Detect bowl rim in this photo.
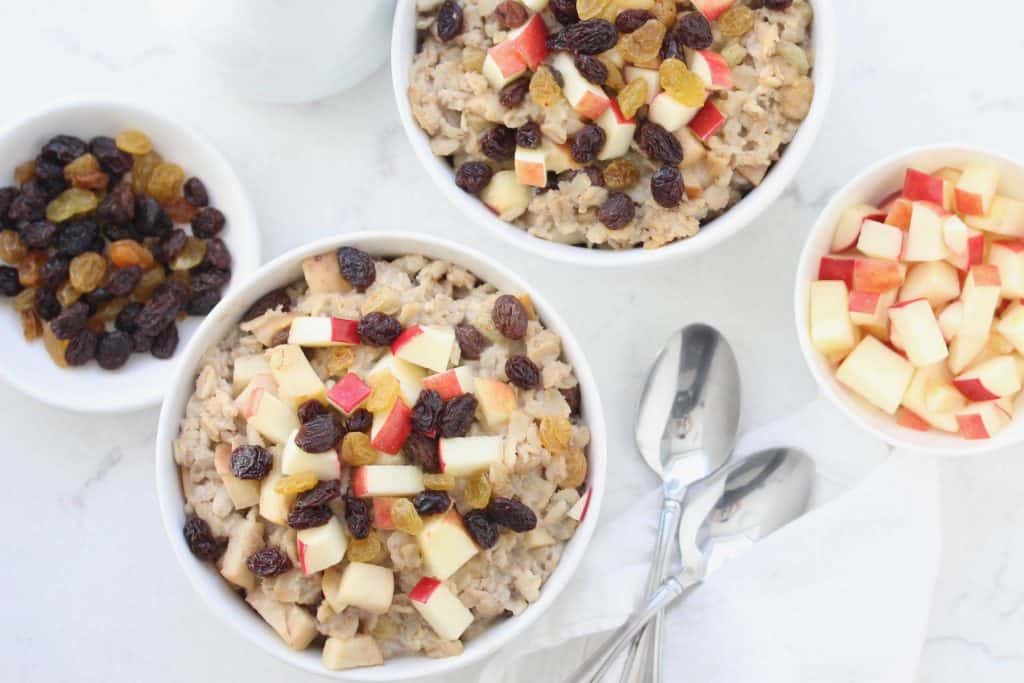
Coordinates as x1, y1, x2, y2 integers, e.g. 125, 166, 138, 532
0, 94, 261, 413
390, 0, 837, 267
793, 142, 1024, 456
154, 231, 608, 680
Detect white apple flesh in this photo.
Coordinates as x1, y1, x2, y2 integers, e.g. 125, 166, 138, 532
836, 336, 915, 415
391, 324, 456, 373
438, 435, 504, 477
409, 577, 475, 641
888, 299, 949, 367
296, 517, 348, 575
418, 509, 480, 580
351, 465, 424, 497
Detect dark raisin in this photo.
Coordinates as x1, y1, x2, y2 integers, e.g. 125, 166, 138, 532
65, 328, 99, 366
344, 495, 372, 539
660, 29, 683, 60
183, 515, 222, 561
150, 323, 179, 359
298, 399, 329, 424
183, 177, 209, 207
41, 135, 87, 165
571, 125, 606, 164
616, 9, 654, 32
764, 0, 794, 9
96, 183, 135, 227
33, 287, 61, 321
190, 267, 230, 294
136, 290, 181, 337
115, 301, 144, 333
564, 19, 617, 54
21, 221, 57, 249
242, 287, 291, 322
516, 122, 542, 149
494, 0, 528, 28
413, 491, 452, 516
295, 479, 341, 509
192, 207, 226, 238
597, 192, 636, 229
337, 247, 376, 290
675, 12, 713, 49
548, 65, 565, 87
89, 137, 133, 177
55, 220, 99, 257
455, 323, 490, 360
134, 196, 172, 237
499, 77, 530, 107
492, 294, 528, 340
549, 0, 579, 25
455, 162, 493, 195
463, 509, 499, 549
34, 157, 64, 181
651, 165, 684, 208
39, 256, 69, 289
636, 120, 683, 166
435, 0, 463, 41
96, 331, 133, 370
230, 445, 273, 479
0, 266, 22, 296
411, 389, 444, 434
486, 497, 537, 532
84, 287, 113, 308
404, 432, 441, 473
287, 504, 333, 529
358, 312, 403, 346
203, 238, 232, 271
51, 301, 90, 340
187, 289, 221, 316
546, 29, 569, 51
107, 266, 143, 297
154, 280, 190, 309
480, 126, 516, 161
439, 393, 478, 438
158, 229, 188, 264
296, 413, 345, 453
506, 355, 541, 389
8, 185, 46, 222
0, 187, 19, 225
345, 408, 372, 433
246, 547, 291, 577
574, 54, 608, 84
131, 331, 153, 354
560, 384, 582, 416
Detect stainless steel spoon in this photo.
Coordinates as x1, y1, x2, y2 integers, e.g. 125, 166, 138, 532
569, 447, 815, 683
619, 324, 741, 683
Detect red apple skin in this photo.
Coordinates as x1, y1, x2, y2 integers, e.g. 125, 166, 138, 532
885, 199, 913, 229
238, 387, 264, 420
972, 264, 1002, 288
853, 259, 903, 293
897, 408, 930, 432
956, 413, 990, 440
371, 401, 413, 454
352, 468, 369, 497
488, 41, 526, 78
578, 490, 592, 522
848, 290, 881, 315
327, 372, 371, 413
409, 577, 442, 603
606, 99, 633, 125
952, 378, 1000, 402
515, 159, 547, 188
390, 325, 424, 355
510, 14, 549, 69
297, 540, 309, 575
373, 498, 396, 530
331, 318, 360, 344
688, 101, 726, 141
577, 90, 610, 120
878, 190, 902, 214
818, 257, 855, 289
693, 0, 736, 21
955, 189, 985, 217
694, 50, 733, 89
422, 371, 464, 401
903, 169, 946, 206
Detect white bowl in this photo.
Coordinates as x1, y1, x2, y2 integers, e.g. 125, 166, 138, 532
0, 97, 260, 413
155, 232, 607, 680
391, 0, 836, 266
794, 144, 1024, 456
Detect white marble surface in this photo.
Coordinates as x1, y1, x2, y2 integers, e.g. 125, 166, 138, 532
3, 0, 1024, 680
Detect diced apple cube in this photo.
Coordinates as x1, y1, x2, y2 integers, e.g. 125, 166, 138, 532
438, 435, 504, 477
259, 459, 291, 526
551, 53, 610, 120
953, 356, 1022, 401
649, 91, 700, 133
849, 288, 897, 339
391, 324, 455, 373
996, 301, 1024, 355
475, 376, 517, 427
241, 383, 301, 445
282, 429, 340, 480
965, 196, 1024, 237
515, 145, 548, 188
896, 407, 930, 431
938, 301, 964, 342
266, 344, 327, 408
831, 204, 884, 253
296, 517, 347, 575
351, 465, 424, 497
957, 401, 1012, 439
692, 0, 735, 21
595, 101, 636, 160
925, 378, 967, 414
322, 635, 384, 671
422, 366, 475, 401
898, 261, 960, 309
888, 299, 949, 367
853, 258, 905, 293
903, 168, 952, 209
409, 577, 474, 641
949, 265, 1002, 374
856, 219, 904, 261
370, 400, 413, 454
482, 41, 527, 89
523, 527, 558, 549
327, 372, 371, 413
418, 509, 480, 580
688, 100, 726, 141
955, 160, 999, 216
329, 562, 394, 615
809, 280, 858, 357
287, 316, 359, 347
521, 0, 549, 9
904, 202, 949, 262
507, 13, 548, 69
989, 240, 1024, 298
481, 170, 531, 219
373, 497, 397, 530
369, 353, 426, 407
232, 355, 271, 395
220, 512, 264, 590
818, 255, 855, 289
836, 336, 915, 414
541, 137, 579, 174
302, 253, 351, 294
902, 363, 959, 433
688, 49, 733, 90
214, 443, 260, 509
885, 198, 913, 229
942, 215, 985, 271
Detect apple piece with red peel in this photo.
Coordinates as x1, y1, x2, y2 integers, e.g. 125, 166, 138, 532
232, 354, 271, 396
552, 53, 610, 120
282, 429, 341, 480
949, 265, 1003, 374
688, 100, 727, 141
422, 366, 475, 401
996, 301, 1024, 355
475, 376, 517, 427
302, 253, 351, 294
391, 324, 455, 373
988, 240, 1024, 298
514, 146, 548, 188
885, 198, 913, 229
902, 363, 959, 433
521, 0, 550, 9
322, 635, 384, 671
903, 168, 953, 209
329, 562, 394, 615
351, 465, 424, 497
943, 216, 985, 271
237, 377, 301, 445
925, 377, 967, 414
438, 435, 504, 477
214, 443, 260, 509
649, 92, 700, 133
831, 204, 884, 253
898, 261, 961, 309
481, 169, 532, 219
370, 400, 413, 454
568, 489, 592, 522
953, 356, 1022, 401
296, 517, 347, 575
267, 344, 327, 408
856, 220, 904, 261
957, 401, 1012, 439
418, 509, 480, 580
853, 258, 905, 293
849, 288, 897, 339
836, 336, 915, 414
818, 255, 855, 289
372, 497, 397, 530
965, 196, 1024, 237
938, 301, 964, 342
692, 0, 735, 20
541, 138, 579, 174
878, 190, 902, 214
809, 280, 859, 358
888, 299, 949, 367
482, 41, 527, 89
955, 160, 999, 217
507, 14, 548, 69
904, 202, 949, 262
688, 50, 733, 90
623, 66, 659, 104
327, 372, 371, 414
934, 167, 963, 185
595, 100, 637, 160
409, 577, 475, 640
368, 352, 426, 406
287, 316, 360, 347
896, 407, 930, 431
233, 372, 275, 418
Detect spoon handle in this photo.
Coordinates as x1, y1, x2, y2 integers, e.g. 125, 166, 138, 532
565, 575, 698, 683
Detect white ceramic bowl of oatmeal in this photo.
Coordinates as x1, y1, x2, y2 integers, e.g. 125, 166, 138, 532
392, 0, 835, 265
795, 144, 1024, 455
155, 232, 606, 678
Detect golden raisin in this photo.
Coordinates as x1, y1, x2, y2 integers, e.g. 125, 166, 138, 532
92, 297, 129, 324
619, 19, 665, 65
530, 67, 563, 108
718, 5, 754, 37
616, 78, 648, 118
346, 532, 382, 562
12, 287, 37, 313
0, 230, 27, 264
274, 471, 319, 495
341, 432, 379, 466
600, 56, 625, 90
560, 449, 588, 489
390, 498, 424, 535
56, 282, 82, 308
650, 0, 677, 26
464, 472, 492, 509
147, 162, 185, 204
69, 252, 107, 293
169, 237, 206, 271
603, 158, 640, 189
540, 415, 574, 454
115, 129, 153, 155
17, 252, 47, 288
14, 160, 36, 185
721, 42, 748, 67
660, 58, 706, 107
131, 151, 163, 195
576, 0, 611, 20
109, 239, 155, 269
63, 153, 100, 183
324, 347, 356, 377
45, 188, 99, 223
163, 197, 198, 224
423, 473, 456, 491
132, 266, 165, 301
367, 373, 401, 413
43, 323, 69, 368
20, 310, 41, 342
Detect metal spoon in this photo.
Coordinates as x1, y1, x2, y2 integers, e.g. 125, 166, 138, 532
619, 324, 741, 683
568, 447, 815, 683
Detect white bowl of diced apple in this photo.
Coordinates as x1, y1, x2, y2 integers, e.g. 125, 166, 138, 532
796, 144, 1024, 455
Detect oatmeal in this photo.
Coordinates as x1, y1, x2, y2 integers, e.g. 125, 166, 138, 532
408, 0, 815, 249
173, 246, 591, 670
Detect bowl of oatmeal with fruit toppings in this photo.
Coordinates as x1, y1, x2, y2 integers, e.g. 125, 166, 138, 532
156, 233, 606, 678
394, 0, 834, 264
